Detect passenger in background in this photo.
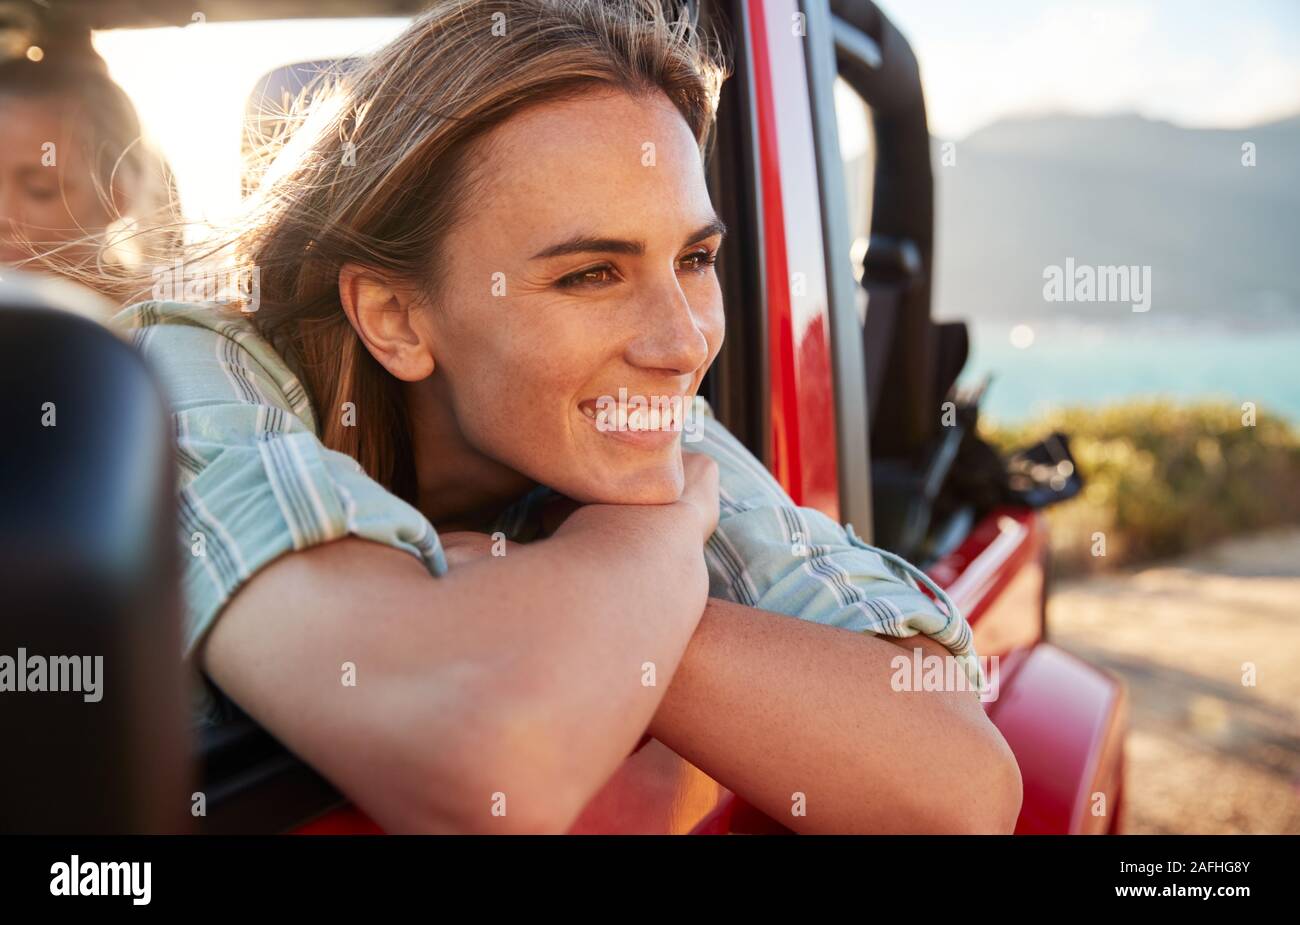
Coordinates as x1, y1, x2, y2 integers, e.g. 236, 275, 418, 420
0, 45, 175, 316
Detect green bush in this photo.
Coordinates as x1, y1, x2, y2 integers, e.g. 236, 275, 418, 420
979, 401, 1300, 574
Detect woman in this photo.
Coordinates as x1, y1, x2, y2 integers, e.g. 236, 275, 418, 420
112, 0, 1020, 834
0, 51, 175, 311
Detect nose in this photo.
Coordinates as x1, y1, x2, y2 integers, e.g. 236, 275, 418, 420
624, 276, 711, 377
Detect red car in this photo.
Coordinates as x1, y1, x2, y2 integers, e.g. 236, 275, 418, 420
0, 0, 1126, 835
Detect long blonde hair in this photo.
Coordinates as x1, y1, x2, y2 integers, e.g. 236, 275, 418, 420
146, 0, 727, 501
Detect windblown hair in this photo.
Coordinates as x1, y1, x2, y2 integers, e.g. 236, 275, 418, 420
136, 0, 726, 501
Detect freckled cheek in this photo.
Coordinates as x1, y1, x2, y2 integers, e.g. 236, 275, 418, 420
477, 354, 583, 447
501, 321, 608, 425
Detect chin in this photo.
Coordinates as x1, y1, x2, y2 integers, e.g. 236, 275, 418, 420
566, 463, 684, 507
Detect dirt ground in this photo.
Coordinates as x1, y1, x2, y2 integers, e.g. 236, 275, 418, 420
1047, 528, 1300, 834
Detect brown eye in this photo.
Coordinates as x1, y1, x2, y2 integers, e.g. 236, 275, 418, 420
678, 248, 719, 272
556, 264, 617, 288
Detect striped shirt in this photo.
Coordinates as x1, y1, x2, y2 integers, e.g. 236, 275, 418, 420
111, 299, 983, 726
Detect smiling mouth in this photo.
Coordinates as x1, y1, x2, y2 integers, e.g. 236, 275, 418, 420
578, 397, 686, 432
576, 395, 690, 450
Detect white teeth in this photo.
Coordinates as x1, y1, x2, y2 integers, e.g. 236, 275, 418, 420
582, 395, 687, 433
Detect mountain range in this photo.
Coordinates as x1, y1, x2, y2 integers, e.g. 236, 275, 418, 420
928, 112, 1300, 328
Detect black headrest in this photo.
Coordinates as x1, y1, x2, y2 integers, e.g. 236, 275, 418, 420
0, 295, 191, 833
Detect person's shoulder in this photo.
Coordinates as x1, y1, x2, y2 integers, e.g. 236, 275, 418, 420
686, 395, 751, 465
111, 298, 261, 340
110, 299, 276, 365
113, 299, 313, 423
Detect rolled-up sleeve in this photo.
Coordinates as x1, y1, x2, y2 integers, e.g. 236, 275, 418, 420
172, 407, 447, 660
116, 302, 447, 724
686, 398, 985, 692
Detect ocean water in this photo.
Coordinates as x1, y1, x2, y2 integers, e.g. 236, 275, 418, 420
955, 320, 1300, 425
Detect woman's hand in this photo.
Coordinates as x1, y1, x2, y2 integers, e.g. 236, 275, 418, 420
535, 452, 719, 544
556, 452, 718, 543
677, 451, 720, 543
448, 453, 719, 557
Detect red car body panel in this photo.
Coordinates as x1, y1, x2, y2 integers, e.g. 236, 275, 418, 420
986, 644, 1129, 834
750, 0, 841, 520
928, 507, 1128, 834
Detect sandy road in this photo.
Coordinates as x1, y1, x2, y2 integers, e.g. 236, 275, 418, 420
1047, 528, 1300, 834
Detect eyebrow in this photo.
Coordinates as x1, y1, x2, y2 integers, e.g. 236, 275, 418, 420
529, 215, 728, 260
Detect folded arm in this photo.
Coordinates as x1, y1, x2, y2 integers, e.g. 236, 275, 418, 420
198, 500, 710, 835
647, 597, 1022, 834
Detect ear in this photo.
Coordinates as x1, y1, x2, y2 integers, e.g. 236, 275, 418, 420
338, 263, 436, 381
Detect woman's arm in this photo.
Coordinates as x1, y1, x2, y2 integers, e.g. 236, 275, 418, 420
198, 459, 719, 835
646, 597, 1023, 834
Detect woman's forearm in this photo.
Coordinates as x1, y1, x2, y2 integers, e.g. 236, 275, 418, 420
443, 504, 711, 820
201, 504, 710, 834
646, 597, 1023, 834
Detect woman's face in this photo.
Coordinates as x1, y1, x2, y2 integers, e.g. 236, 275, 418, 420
416, 88, 726, 506
0, 95, 112, 266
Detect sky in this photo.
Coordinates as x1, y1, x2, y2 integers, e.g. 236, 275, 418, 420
877, 0, 1300, 139
94, 19, 411, 224
90, 2, 1300, 219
